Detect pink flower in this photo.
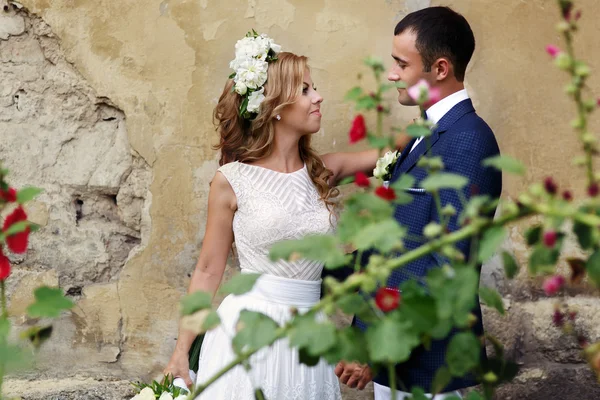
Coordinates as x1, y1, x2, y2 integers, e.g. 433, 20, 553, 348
354, 172, 370, 187
543, 275, 565, 296
407, 79, 441, 107
546, 45, 561, 58
544, 177, 557, 195
543, 231, 557, 248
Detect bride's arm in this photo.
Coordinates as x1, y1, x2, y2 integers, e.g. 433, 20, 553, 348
164, 171, 236, 385
321, 134, 412, 185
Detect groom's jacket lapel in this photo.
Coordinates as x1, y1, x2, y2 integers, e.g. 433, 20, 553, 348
392, 99, 476, 179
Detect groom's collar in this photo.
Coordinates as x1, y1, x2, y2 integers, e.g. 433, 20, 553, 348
425, 89, 469, 124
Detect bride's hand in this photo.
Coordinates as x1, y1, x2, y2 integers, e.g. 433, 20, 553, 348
164, 349, 193, 388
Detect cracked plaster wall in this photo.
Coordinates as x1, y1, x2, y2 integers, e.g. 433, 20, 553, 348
2, 0, 600, 399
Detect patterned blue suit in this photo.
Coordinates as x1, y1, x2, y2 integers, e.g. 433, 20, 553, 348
356, 99, 502, 392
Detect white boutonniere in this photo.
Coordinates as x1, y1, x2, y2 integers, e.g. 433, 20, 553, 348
373, 150, 400, 182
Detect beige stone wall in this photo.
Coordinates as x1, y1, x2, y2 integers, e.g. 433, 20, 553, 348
1, 0, 600, 399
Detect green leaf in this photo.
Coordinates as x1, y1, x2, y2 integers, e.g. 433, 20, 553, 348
323, 327, 369, 365
586, 250, 600, 287
409, 388, 430, 400
336, 193, 394, 243
2, 221, 30, 237
269, 235, 350, 269
446, 332, 481, 377
478, 226, 506, 262
345, 86, 364, 101
502, 251, 519, 279
17, 187, 43, 204
289, 314, 337, 356
427, 266, 479, 330
525, 225, 542, 246
406, 124, 432, 138
352, 219, 406, 253
201, 311, 221, 331
367, 134, 393, 149
420, 173, 468, 192
573, 220, 594, 250
363, 56, 385, 70
431, 366, 452, 395
479, 286, 505, 315
399, 281, 438, 333
380, 82, 398, 93
232, 310, 279, 353
482, 155, 525, 175
366, 319, 420, 363
390, 174, 416, 191
338, 176, 355, 186
219, 273, 260, 296
528, 245, 559, 275
298, 347, 321, 367
26, 286, 74, 318
355, 95, 378, 111
466, 391, 484, 400
336, 293, 369, 315
180, 291, 212, 316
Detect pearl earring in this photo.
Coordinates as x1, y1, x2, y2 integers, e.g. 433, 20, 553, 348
276, 115, 281, 121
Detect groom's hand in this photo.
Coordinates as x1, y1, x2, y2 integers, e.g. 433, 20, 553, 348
334, 361, 372, 390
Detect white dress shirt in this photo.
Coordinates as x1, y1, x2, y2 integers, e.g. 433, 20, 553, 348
409, 89, 470, 153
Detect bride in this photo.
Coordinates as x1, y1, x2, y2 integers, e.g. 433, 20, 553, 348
163, 32, 401, 399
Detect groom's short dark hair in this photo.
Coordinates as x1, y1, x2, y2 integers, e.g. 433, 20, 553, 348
394, 6, 475, 81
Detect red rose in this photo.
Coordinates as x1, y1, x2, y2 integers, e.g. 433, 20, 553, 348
0, 248, 10, 281
375, 288, 400, 312
355, 172, 370, 187
375, 186, 396, 201
349, 115, 367, 144
3, 206, 30, 254
0, 187, 17, 202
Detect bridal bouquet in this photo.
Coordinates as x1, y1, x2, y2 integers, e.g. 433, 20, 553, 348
130, 374, 192, 400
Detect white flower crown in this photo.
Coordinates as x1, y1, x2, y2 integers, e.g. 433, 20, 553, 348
229, 30, 282, 120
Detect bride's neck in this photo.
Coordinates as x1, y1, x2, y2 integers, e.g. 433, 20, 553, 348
257, 133, 304, 172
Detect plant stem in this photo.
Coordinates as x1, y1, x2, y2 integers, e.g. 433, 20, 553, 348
0, 281, 7, 320
563, 27, 595, 184
388, 363, 398, 400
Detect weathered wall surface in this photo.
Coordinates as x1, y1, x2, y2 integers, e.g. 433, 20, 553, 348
1, 0, 600, 399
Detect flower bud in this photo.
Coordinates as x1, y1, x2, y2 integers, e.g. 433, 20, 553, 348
556, 21, 571, 33
554, 53, 572, 70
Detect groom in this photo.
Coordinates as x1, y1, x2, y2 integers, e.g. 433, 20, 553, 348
334, 6, 502, 400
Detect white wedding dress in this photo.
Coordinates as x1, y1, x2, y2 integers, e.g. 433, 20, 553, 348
194, 161, 342, 400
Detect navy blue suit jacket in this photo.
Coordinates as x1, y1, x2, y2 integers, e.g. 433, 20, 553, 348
328, 99, 502, 392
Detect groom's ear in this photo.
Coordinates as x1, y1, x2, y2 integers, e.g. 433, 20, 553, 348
433, 57, 452, 81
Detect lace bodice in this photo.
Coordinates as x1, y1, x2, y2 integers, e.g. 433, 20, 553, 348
218, 161, 334, 281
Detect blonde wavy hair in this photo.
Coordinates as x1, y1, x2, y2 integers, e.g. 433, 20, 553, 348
213, 52, 339, 211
